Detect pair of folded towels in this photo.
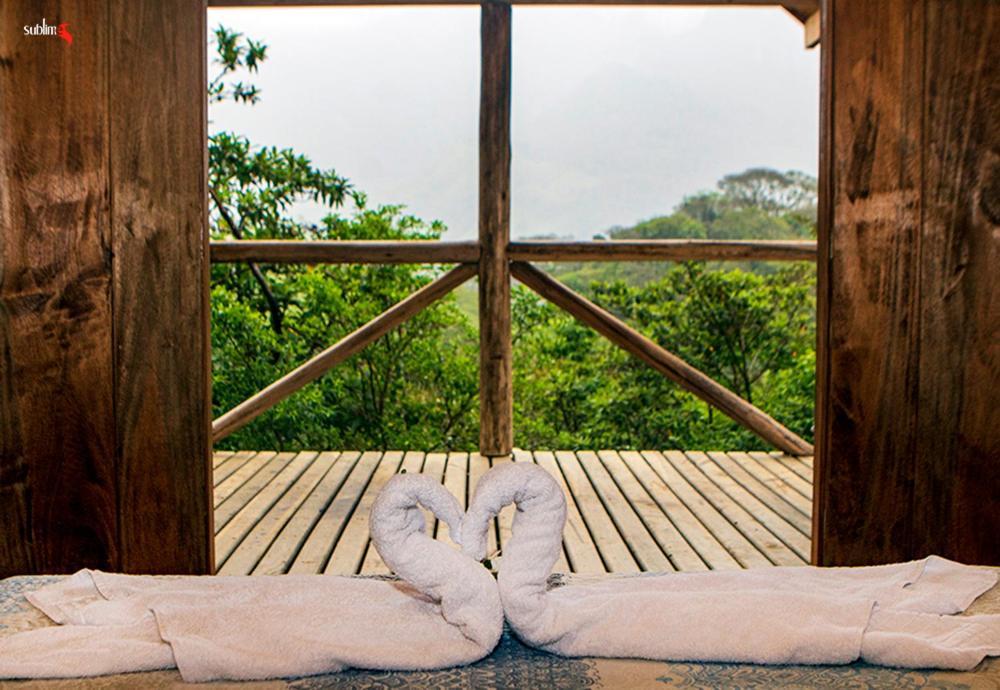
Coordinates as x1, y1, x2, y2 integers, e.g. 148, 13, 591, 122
1, 464, 998, 682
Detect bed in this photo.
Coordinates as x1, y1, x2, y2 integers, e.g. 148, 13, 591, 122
2, 573, 998, 688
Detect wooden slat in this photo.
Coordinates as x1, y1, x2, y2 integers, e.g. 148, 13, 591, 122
111, 0, 211, 574
289, 451, 381, 574
214, 452, 290, 527
687, 452, 810, 562
213, 451, 234, 469
643, 451, 770, 568
478, 0, 514, 457
253, 452, 355, 575
213, 264, 477, 442
555, 451, 637, 572
534, 452, 603, 574
213, 450, 255, 487
772, 452, 813, 482
577, 452, 672, 571
0, 0, 118, 576
326, 451, 403, 575
709, 452, 811, 535
598, 451, 706, 571
218, 452, 332, 575
210, 240, 479, 264
509, 240, 816, 263
747, 451, 813, 499
214, 451, 275, 509
215, 452, 314, 565
667, 452, 802, 566
619, 451, 737, 570
512, 262, 813, 456
729, 451, 812, 517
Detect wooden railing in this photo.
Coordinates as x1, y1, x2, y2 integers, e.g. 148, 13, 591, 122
208, 2, 816, 457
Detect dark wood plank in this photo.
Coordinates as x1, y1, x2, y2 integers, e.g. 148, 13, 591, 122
0, 0, 118, 576
478, 0, 513, 456
815, 0, 924, 566
913, 2, 999, 565
110, 0, 211, 574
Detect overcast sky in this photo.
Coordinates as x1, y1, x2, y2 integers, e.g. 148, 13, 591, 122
208, 6, 819, 240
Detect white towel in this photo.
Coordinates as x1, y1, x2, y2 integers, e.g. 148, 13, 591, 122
0, 473, 502, 682
461, 462, 1000, 670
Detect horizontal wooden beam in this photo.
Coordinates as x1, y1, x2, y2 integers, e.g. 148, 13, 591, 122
511, 261, 814, 456
212, 263, 477, 442
509, 239, 817, 262
210, 240, 479, 264
210, 0, 815, 6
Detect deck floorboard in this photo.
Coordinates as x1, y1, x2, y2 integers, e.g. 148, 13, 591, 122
213, 449, 814, 575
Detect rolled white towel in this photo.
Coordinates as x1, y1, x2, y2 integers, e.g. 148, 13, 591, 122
0, 473, 502, 682
462, 462, 1000, 670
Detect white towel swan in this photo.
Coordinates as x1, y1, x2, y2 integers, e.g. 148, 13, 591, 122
0, 473, 502, 682
461, 462, 1000, 670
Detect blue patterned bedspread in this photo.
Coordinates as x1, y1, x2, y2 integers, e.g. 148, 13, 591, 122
2, 574, 998, 688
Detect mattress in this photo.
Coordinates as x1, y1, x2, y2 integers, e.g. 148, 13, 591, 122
2, 573, 998, 688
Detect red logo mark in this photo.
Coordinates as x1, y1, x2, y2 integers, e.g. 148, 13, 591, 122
57, 23, 72, 45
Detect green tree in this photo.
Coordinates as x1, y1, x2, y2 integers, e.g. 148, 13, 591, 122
208, 27, 478, 451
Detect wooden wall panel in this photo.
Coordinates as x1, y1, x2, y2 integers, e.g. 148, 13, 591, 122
816, 0, 1000, 566
109, 0, 212, 574
913, 4, 999, 564
0, 0, 211, 575
0, 1, 119, 576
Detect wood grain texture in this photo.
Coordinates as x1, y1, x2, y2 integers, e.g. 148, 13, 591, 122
816, 0, 999, 566
512, 262, 814, 455
211, 240, 479, 264
912, 3, 999, 564
109, 0, 212, 574
509, 240, 816, 263
0, 0, 119, 576
478, 0, 513, 456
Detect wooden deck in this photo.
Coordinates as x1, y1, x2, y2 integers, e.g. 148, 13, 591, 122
212, 450, 814, 576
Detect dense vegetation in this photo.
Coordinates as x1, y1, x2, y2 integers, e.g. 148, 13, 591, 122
210, 28, 816, 452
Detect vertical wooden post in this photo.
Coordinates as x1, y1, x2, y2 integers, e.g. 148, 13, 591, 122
478, 0, 513, 456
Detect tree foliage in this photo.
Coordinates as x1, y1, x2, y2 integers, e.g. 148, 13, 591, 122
209, 27, 816, 453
